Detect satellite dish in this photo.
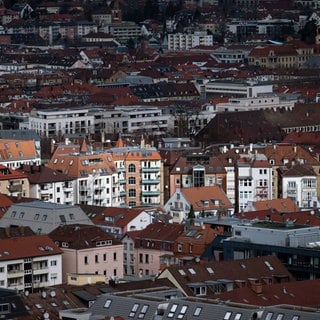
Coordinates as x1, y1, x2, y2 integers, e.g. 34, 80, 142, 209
25, 290, 29, 296
44, 312, 49, 319
310, 210, 315, 215
50, 290, 56, 298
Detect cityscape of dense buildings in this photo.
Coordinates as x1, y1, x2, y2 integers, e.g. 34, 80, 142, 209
0, 0, 319, 319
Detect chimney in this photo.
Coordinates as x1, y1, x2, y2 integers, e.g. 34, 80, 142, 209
248, 278, 263, 294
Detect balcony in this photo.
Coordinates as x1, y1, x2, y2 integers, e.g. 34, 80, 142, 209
141, 179, 160, 184
8, 184, 23, 193
8, 282, 24, 291
120, 191, 126, 196
141, 167, 160, 173
7, 269, 24, 278
141, 190, 160, 196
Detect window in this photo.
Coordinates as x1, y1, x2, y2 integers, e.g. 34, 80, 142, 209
19, 212, 24, 219
113, 252, 117, 261
224, 312, 232, 320
69, 213, 75, 220
193, 307, 202, 317
0, 303, 10, 314
11, 211, 16, 217
178, 244, 182, 252
129, 189, 136, 197
139, 253, 143, 263
128, 177, 136, 184
138, 305, 149, 319
292, 316, 299, 320
177, 305, 188, 319
50, 260, 57, 266
42, 214, 47, 221
276, 314, 284, 320
234, 313, 242, 320
104, 299, 112, 309
265, 313, 273, 320
34, 214, 40, 220
95, 254, 99, 263
0, 267, 4, 273
103, 253, 107, 261
129, 303, 139, 318
128, 164, 136, 173
59, 215, 66, 223
84, 256, 88, 265
168, 304, 178, 318
145, 254, 149, 264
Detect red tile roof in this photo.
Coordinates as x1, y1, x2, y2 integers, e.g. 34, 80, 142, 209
0, 235, 62, 261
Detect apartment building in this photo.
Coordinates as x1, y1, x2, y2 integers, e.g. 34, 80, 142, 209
28, 107, 95, 138
48, 224, 123, 283
18, 164, 76, 205
110, 142, 164, 207
48, 140, 120, 207
103, 106, 170, 136
169, 153, 227, 197
237, 153, 272, 212
204, 80, 273, 98
0, 165, 29, 198
0, 139, 41, 169
279, 164, 318, 209
164, 186, 233, 223
167, 32, 214, 51
0, 235, 62, 292
122, 222, 184, 278
104, 21, 141, 45
0, 200, 93, 235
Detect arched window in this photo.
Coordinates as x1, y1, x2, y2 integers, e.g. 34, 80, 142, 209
128, 177, 136, 185
128, 164, 136, 173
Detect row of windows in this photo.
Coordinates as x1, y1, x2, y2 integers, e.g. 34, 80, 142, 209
84, 252, 117, 264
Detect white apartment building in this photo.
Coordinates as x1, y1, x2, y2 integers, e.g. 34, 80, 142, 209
0, 235, 62, 292
168, 32, 214, 51
28, 108, 95, 137
20, 165, 76, 205
215, 95, 296, 112
102, 106, 170, 136
237, 153, 272, 211
48, 147, 120, 207
205, 80, 273, 98
281, 164, 318, 209
211, 46, 249, 64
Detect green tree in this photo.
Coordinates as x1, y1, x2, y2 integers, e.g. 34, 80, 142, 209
188, 204, 195, 220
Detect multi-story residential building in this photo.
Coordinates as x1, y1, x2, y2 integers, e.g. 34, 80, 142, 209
237, 153, 272, 212
211, 219, 320, 280
0, 164, 29, 197
169, 153, 227, 197
164, 186, 233, 223
167, 32, 214, 51
0, 200, 93, 234
110, 141, 164, 207
279, 164, 318, 209
104, 21, 142, 44
28, 107, 95, 138
102, 106, 170, 136
215, 95, 296, 113
204, 80, 273, 98
0, 234, 62, 292
48, 224, 123, 283
48, 140, 120, 207
18, 164, 76, 205
0, 139, 41, 169
211, 46, 249, 64
89, 206, 155, 237
248, 43, 313, 69
121, 222, 184, 278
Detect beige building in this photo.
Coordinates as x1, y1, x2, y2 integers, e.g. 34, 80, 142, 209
49, 224, 124, 283
0, 165, 29, 197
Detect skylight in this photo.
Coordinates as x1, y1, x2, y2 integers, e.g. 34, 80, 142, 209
188, 268, 196, 275
207, 267, 214, 274
104, 299, 112, 309
178, 269, 186, 276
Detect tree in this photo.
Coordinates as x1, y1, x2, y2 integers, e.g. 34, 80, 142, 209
300, 19, 317, 44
